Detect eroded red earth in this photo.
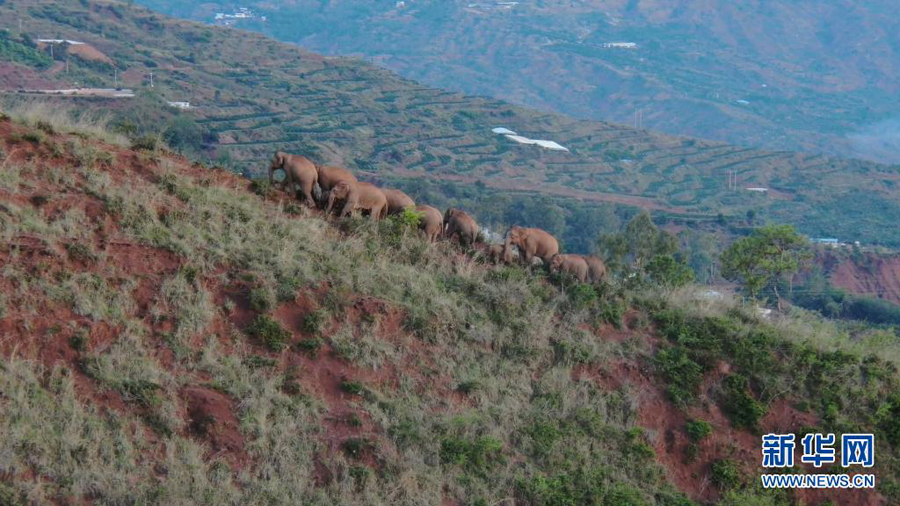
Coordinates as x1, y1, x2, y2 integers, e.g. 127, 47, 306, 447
0, 117, 886, 504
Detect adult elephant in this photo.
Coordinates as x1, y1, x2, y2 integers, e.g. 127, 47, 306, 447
444, 208, 479, 246
315, 164, 357, 193
314, 164, 357, 209
325, 181, 388, 220
382, 189, 415, 215
504, 225, 559, 266
549, 254, 589, 283
583, 255, 607, 284
415, 205, 443, 242
268, 151, 318, 207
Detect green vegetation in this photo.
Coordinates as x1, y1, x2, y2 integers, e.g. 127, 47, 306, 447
0, 29, 52, 68
247, 314, 290, 351
1, 35, 899, 506
685, 419, 712, 442
5, 0, 900, 249
722, 225, 811, 305
792, 271, 900, 325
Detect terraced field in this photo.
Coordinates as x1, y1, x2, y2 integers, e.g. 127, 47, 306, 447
3, 0, 900, 246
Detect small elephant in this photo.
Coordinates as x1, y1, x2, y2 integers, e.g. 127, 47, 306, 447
549, 254, 589, 283
326, 180, 388, 220
486, 243, 508, 264
415, 204, 443, 242
444, 208, 479, 246
504, 225, 559, 266
382, 188, 416, 215
269, 151, 318, 207
583, 255, 607, 284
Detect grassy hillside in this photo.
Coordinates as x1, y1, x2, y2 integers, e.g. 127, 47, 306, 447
2, 101, 900, 505
135, 0, 900, 164
2, 0, 900, 251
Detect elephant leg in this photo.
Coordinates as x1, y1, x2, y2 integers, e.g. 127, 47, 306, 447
301, 180, 316, 207
341, 200, 354, 218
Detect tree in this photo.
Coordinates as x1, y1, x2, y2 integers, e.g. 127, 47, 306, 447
597, 212, 694, 288
720, 224, 810, 307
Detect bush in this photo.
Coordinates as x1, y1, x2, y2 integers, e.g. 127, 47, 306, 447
247, 314, 291, 351
711, 459, 742, 490
250, 178, 272, 198
295, 337, 323, 357
440, 436, 504, 476
342, 437, 373, 459
303, 309, 329, 335
685, 419, 713, 442
340, 380, 365, 396
655, 347, 704, 405
248, 286, 275, 313
720, 374, 766, 431
130, 134, 159, 151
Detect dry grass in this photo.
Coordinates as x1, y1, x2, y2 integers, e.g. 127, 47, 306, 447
0, 99, 128, 147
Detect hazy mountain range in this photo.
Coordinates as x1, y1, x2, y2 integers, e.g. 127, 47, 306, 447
135, 0, 900, 164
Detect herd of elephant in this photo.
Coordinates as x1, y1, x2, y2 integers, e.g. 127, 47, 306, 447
269, 151, 606, 285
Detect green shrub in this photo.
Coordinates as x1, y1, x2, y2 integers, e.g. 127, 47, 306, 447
244, 355, 277, 369
342, 437, 373, 459
250, 178, 272, 197
69, 330, 88, 352
603, 484, 648, 506
130, 134, 158, 151
879, 393, 900, 447
685, 419, 712, 442
711, 459, 742, 490
119, 379, 161, 407
340, 380, 365, 396
720, 374, 766, 431
275, 275, 301, 301
247, 314, 291, 351
65, 241, 96, 263
22, 131, 42, 144
303, 309, 329, 335
248, 286, 275, 313
296, 337, 323, 357
623, 427, 655, 460
655, 347, 704, 405
440, 436, 504, 475
456, 380, 482, 395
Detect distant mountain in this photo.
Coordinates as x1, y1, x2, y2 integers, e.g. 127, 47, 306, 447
3, 0, 900, 250
135, 0, 900, 164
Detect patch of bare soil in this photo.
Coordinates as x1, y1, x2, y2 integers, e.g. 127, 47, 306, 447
575, 324, 886, 505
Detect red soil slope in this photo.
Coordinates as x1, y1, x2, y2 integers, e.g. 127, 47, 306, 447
828, 253, 900, 306
0, 117, 884, 504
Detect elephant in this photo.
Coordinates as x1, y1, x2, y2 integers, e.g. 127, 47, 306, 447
444, 208, 479, 246
415, 204, 443, 242
382, 188, 416, 215
268, 151, 318, 207
314, 164, 357, 192
503, 225, 559, 266
313, 164, 357, 209
325, 180, 388, 220
583, 255, 607, 284
486, 243, 508, 264
549, 254, 589, 283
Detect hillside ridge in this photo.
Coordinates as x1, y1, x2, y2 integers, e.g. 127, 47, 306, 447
0, 108, 896, 505
2, 0, 900, 249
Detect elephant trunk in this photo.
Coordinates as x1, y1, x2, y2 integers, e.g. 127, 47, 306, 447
325, 191, 336, 215
503, 236, 512, 261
